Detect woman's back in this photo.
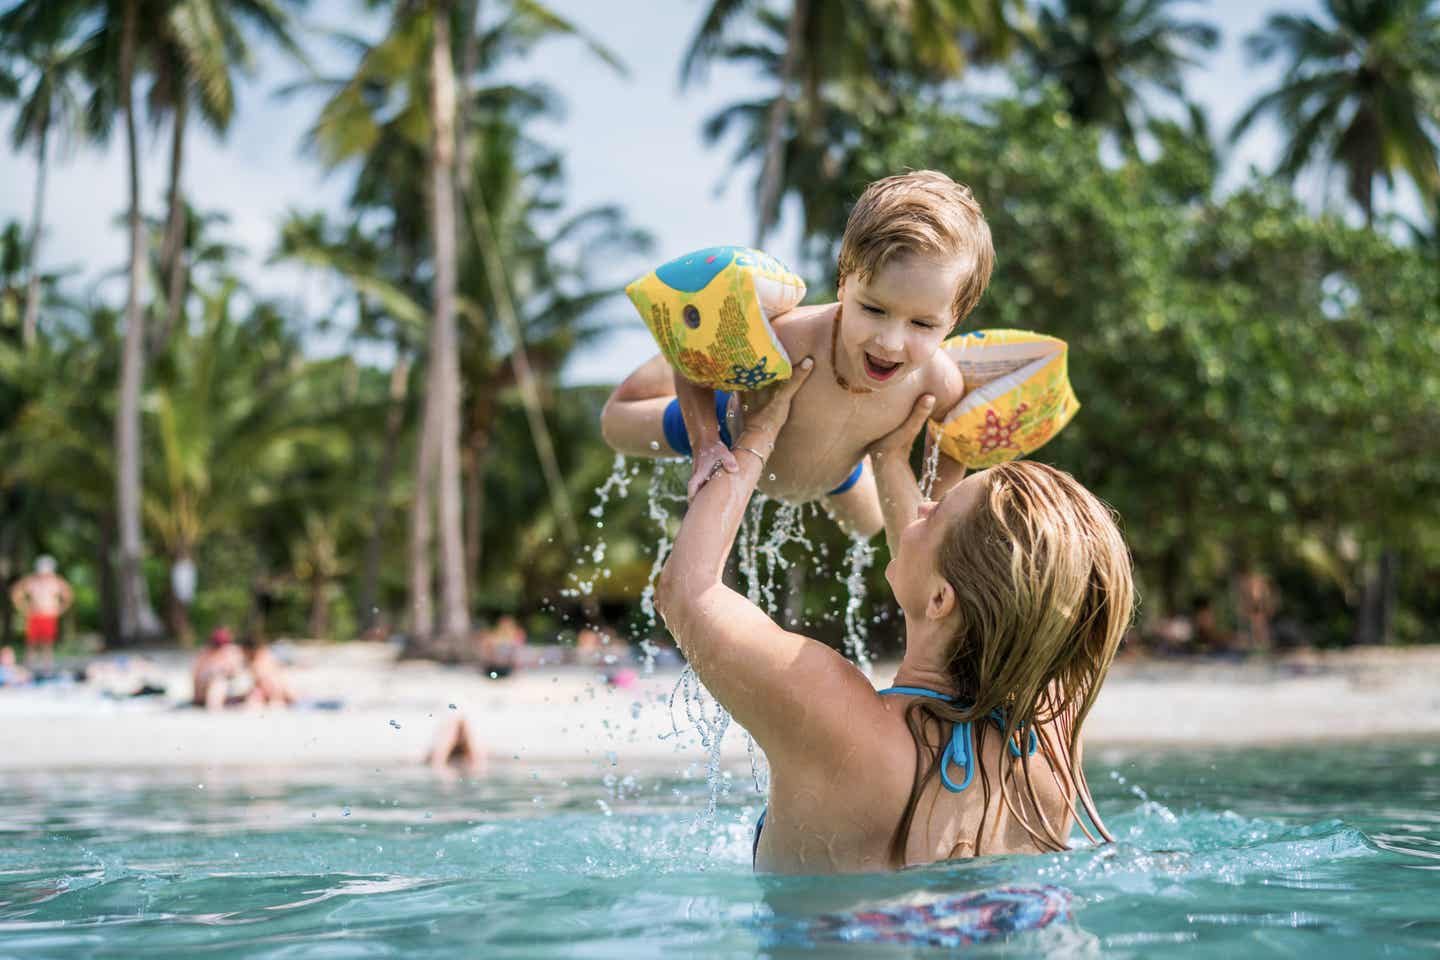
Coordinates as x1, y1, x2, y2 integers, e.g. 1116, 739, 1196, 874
754, 685, 1079, 873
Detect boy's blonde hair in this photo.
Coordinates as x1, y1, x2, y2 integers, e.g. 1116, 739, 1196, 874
836, 170, 994, 325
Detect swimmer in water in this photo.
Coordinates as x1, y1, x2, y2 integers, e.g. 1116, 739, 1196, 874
601, 171, 993, 537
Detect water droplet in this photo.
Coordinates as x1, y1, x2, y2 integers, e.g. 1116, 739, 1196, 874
388, 719, 401, 730
649, 440, 661, 451
342, 805, 352, 817
768, 473, 776, 481
424, 811, 433, 819
196, 783, 205, 790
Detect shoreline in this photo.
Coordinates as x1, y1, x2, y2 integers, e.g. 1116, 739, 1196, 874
3, 643, 1438, 771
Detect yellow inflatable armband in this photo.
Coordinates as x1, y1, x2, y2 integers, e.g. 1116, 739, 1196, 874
626, 246, 807, 390
930, 330, 1079, 469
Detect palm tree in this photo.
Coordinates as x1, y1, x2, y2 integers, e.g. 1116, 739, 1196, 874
683, 0, 1022, 247
146, 0, 310, 349
1232, 0, 1440, 225
143, 279, 350, 641
288, 0, 623, 652
0, 4, 90, 349
1020, 0, 1218, 154
0, 0, 169, 642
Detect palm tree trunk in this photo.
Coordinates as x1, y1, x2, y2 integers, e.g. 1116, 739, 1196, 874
753, 0, 807, 248
158, 92, 188, 349
360, 353, 411, 632
114, 0, 162, 645
463, 401, 494, 587
458, 189, 579, 552
428, 1, 470, 649
408, 364, 437, 644
21, 119, 48, 349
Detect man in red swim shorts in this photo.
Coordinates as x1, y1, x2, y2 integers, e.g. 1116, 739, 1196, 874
9, 556, 73, 671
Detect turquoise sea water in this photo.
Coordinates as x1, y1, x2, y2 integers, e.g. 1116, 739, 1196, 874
2, 743, 1437, 958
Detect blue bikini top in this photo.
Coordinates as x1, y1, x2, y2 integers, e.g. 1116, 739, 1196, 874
879, 686, 1039, 793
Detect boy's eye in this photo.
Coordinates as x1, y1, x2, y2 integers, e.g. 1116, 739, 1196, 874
860, 303, 884, 315
912, 321, 934, 329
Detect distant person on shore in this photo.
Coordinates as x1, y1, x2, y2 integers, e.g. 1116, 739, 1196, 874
9, 556, 73, 670
0, 646, 34, 687
192, 627, 244, 710
480, 615, 527, 678
1235, 570, 1277, 653
242, 636, 296, 707
425, 713, 488, 774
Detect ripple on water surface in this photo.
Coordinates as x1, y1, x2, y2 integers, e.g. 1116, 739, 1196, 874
1, 742, 1437, 958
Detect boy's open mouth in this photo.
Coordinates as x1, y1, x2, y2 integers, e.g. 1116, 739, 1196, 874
863, 352, 902, 382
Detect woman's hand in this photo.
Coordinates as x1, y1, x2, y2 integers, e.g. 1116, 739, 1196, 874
684, 358, 812, 498
737, 356, 815, 442
867, 393, 935, 467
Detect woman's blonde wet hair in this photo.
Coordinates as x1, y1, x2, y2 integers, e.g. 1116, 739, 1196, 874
836, 170, 995, 325
890, 460, 1135, 866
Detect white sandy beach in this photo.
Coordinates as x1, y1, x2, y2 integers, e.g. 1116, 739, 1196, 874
3, 642, 1439, 771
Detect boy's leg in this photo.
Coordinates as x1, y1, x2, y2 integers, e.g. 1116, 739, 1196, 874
601, 353, 679, 457
822, 457, 884, 540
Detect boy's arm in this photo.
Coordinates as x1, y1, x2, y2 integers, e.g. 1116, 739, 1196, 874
926, 353, 969, 499
868, 395, 936, 557
673, 372, 739, 501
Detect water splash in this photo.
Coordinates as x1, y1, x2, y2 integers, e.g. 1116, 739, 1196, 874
920, 433, 944, 500
666, 665, 732, 825
842, 536, 876, 672
638, 461, 687, 670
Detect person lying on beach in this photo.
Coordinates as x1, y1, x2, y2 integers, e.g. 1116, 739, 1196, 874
0, 646, 33, 687
654, 361, 1135, 873
602, 171, 990, 536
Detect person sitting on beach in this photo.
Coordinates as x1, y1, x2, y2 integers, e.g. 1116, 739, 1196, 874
9, 555, 73, 671
479, 615, 526, 679
241, 636, 296, 708
655, 362, 1135, 873
192, 627, 244, 710
601, 171, 991, 534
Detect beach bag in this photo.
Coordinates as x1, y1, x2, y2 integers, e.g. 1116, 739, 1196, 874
626, 245, 807, 391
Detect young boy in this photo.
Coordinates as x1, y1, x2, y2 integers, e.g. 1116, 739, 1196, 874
600, 170, 992, 538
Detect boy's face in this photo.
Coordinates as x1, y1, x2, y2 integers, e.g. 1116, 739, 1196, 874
836, 252, 965, 391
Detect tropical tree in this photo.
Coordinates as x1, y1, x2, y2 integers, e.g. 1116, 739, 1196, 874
1019, 0, 1218, 154
141, 279, 352, 641
286, 0, 624, 653
684, 0, 1023, 246
1232, 0, 1440, 224
145, 0, 311, 347
0, 3, 90, 348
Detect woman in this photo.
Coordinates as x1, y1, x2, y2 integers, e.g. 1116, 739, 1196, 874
655, 358, 1134, 874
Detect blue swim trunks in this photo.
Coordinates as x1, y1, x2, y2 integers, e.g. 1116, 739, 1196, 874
662, 392, 864, 496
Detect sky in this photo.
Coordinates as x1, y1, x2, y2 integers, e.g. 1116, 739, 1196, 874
0, 0, 1420, 385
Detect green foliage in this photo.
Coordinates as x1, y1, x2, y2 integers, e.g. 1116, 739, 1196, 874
796, 87, 1440, 642
1232, 0, 1440, 221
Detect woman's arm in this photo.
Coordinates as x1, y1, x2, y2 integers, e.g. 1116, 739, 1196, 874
655, 361, 886, 762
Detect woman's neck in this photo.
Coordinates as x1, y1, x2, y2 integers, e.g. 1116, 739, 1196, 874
890, 620, 959, 695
